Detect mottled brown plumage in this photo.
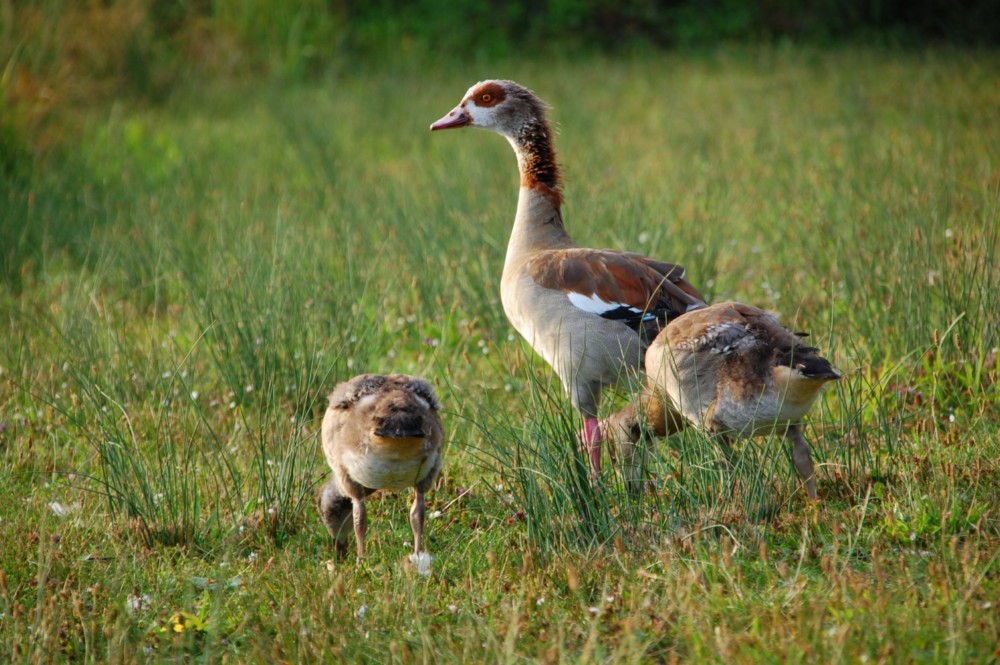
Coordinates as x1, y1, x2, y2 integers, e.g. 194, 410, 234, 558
604, 302, 840, 499
318, 374, 444, 558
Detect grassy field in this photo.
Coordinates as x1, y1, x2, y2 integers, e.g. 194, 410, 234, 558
1, 47, 998, 662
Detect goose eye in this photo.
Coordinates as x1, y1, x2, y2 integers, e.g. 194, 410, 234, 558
480, 93, 492, 103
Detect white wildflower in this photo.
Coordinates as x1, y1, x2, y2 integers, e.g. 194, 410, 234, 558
125, 594, 152, 615
48, 501, 79, 517
409, 552, 433, 576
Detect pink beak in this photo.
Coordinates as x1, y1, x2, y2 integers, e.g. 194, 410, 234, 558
430, 104, 471, 131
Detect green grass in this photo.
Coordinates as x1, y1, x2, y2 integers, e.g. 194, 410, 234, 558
1, 47, 998, 662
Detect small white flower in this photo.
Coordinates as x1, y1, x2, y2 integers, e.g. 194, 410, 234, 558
447, 604, 457, 612
638, 231, 650, 243
48, 501, 78, 517
244, 385, 254, 394
945, 228, 953, 238
190, 391, 199, 400
126, 594, 152, 614
409, 552, 433, 576
588, 606, 600, 615
536, 597, 545, 606
162, 372, 172, 379
247, 552, 258, 562
356, 604, 367, 619
429, 510, 443, 519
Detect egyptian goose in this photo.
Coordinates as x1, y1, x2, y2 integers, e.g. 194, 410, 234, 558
430, 80, 705, 473
318, 374, 444, 559
604, 302, 840, 499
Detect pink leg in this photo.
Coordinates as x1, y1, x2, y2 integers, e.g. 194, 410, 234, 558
583, 417, 602, 474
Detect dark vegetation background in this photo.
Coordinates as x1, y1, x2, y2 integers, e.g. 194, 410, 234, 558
1, 0, 996, 283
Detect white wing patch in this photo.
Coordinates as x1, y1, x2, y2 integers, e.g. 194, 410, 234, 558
566, 291, 654, 321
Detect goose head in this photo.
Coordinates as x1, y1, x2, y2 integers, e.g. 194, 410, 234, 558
430, 79, 550, 138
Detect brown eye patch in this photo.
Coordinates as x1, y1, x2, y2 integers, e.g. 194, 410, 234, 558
472, 82, 505, 108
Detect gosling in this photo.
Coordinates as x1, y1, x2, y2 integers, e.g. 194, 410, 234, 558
318, 374, 444, 559
604, 302, 840, 500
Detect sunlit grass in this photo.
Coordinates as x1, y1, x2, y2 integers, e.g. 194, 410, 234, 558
1, 47, 997, 662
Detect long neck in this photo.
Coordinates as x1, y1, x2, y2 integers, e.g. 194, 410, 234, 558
511, 117, 562, 204
503, 119, 575, 263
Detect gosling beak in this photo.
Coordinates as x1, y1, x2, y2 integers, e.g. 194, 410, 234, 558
374, 427, 427, 439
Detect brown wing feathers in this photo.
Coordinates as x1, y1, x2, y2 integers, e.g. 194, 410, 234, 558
527, 249, 705, 331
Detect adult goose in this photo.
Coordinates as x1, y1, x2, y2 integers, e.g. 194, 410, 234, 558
431, 80, 705, 473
